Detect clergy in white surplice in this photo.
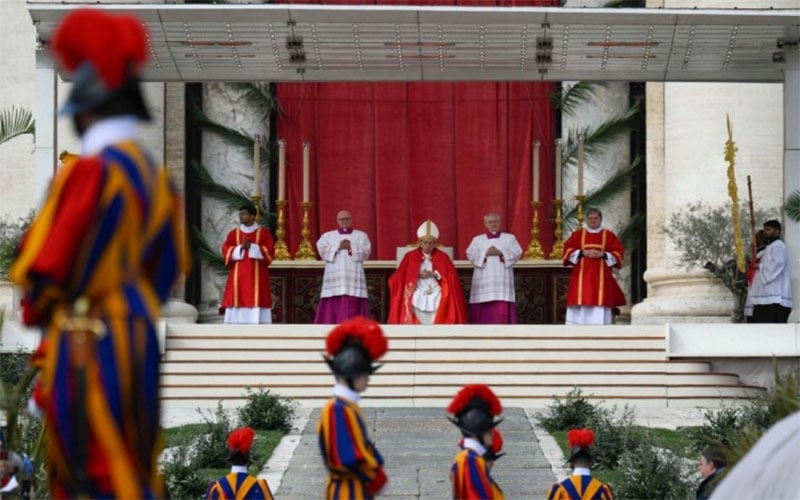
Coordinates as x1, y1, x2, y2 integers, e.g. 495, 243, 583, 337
466, 212, 523, 324
314, 210, 372, 323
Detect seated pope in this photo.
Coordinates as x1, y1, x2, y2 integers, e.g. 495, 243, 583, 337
388, 220, 468, 324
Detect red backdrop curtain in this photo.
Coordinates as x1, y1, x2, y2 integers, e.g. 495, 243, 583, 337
276, 0, 558, 260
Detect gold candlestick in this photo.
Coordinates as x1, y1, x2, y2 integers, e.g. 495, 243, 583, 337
549, 199, 564, 260
295, 201, 316, 260
523, 201, 545, 260
575, 194, 586, 227
273, 200, 291, 260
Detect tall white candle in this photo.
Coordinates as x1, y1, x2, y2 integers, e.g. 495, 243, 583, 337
278, 139, 286, 200
554, 139, 562, 200
253, 134, 261, 196
577, 134, 585, 197
532, 140, 540, 203
302, 142, 310, 203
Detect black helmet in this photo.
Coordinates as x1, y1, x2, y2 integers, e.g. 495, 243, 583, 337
324, 341, 383, 377
451, 404, 502, 436
323, 317, 388, 378
447, 384, 503, 437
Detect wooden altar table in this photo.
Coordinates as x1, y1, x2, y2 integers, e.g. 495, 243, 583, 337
269, 261, 570, 324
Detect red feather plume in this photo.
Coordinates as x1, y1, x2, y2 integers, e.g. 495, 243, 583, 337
325, 316, 388, 360
490, 428, 503, 454
447, 384, 502, 416
52, 9, 149, 89
567, 428, 596, 449
227, 427, 255, 454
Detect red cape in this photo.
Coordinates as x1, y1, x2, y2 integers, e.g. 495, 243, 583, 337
387, 248, 468, 324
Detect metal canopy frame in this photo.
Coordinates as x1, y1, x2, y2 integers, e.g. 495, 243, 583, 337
27, 3, 800, 83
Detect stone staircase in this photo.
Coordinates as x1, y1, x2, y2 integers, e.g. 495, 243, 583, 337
159, 324, 765, 411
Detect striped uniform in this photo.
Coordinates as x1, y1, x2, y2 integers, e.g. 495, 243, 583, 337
546, 475, 614, 500
11, 140, 190, 498
450, 449, 504, 499
317, 396, 387, 499
206, 471, 274, 500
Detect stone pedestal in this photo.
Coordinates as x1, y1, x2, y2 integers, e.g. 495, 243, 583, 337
631, 268, 733, 324
160, 298, 199, 324
0, 281, 19, 320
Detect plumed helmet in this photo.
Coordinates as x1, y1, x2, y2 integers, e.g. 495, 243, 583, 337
324, 317, 388, 377
447, 384, 503, 436
227, 427, 256, 464
566, 428, 596, 463
51, 9, 150, 119
416, 220, 440, 241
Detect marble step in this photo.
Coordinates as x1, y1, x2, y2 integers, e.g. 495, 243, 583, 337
160, 371, 743, 386
160, 383, 764, 409
160, 360, 715, 374
165, 336, 665, 350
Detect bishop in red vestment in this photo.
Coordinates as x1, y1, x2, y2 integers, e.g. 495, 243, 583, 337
221, 205, 275, 323
388, 220, 468, 324
562, 209, 626, 325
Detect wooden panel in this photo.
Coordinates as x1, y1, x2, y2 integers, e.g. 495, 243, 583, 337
271, 263, 570, 324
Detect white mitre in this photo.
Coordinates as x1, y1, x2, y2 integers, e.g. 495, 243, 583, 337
416, 220, 440, 240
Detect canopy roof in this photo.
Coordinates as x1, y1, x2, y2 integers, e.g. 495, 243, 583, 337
28, 3, 799, 83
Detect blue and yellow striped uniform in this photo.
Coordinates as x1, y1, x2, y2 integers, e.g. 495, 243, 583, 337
11, 141, 190, 498
450, 448, 504, 499
206, 471, 274, 500
317, 396, 386, 499
546, 475, 614, 500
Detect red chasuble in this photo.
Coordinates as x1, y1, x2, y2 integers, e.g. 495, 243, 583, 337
221, 226, 275, 309
562, 229, 627, 308
387, 247, 468, 324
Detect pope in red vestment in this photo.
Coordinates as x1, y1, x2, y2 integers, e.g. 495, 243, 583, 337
561, 209, 626, 324
221, 205, 275, 323
388, 220, 468, 324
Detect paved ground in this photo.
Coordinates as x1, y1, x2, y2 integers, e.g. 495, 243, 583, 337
270, 407, 556, 499
163, 405, 707, 499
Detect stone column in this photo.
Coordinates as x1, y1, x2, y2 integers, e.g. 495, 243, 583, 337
161, 82, 200, 323
34, 49, 57, 205
783, 45, 800, 321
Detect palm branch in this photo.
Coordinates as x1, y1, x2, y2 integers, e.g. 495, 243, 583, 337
562, 155, 645, 233
0, 107, 35, 145
561, 101, 642, 165
784, 190, 800, 222
188, 161, 255, 211
189, 103, 269, 158
189, 224, 227, 275
231, 82, 278, 126
551, 81, 603, 115
187, 161, 274, 227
